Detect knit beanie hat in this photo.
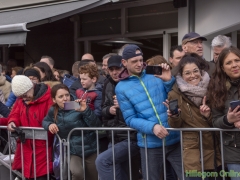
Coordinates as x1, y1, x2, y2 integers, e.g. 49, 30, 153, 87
12, 75, 33, 97
24, 68, 41, 81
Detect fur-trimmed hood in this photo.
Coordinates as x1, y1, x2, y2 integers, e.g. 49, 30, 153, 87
43, 81, 61, 88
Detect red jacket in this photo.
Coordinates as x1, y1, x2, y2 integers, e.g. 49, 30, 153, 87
8, 84, 53, 178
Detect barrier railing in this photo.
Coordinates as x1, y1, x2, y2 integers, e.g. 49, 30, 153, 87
0, 126, 51, 180
0, 126, 238, 180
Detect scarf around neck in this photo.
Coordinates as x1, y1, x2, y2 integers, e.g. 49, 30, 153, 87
176, 71, 210, 107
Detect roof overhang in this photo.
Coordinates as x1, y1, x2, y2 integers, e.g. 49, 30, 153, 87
0, 0, 116, 45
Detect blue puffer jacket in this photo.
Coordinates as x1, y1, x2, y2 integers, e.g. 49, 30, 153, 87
5, 91, 17, 108
115, 69, 180, 148
42, 106, 102, 157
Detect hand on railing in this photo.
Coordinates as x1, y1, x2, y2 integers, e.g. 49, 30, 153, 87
234, 121, 240, 129
49, 123, 59, 134
153, 124, 169, 139
7, 122, 16, 132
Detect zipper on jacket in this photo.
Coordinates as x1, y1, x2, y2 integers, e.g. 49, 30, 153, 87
137, 77, 162, 125
234, 133, 237, 147
26, 106, 34, 177
62, 111, 65, 126
136, 76, 164, 146
186, 103, 194, 121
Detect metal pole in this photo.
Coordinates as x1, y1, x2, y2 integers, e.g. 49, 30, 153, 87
188, 0, 195, 32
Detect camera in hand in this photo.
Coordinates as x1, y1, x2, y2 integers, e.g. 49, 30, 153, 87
146, 65, 162, 75
10, 126, 25, 143
169, 99, 179, 115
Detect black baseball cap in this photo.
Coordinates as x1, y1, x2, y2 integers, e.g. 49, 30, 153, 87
108, 55, 122, 68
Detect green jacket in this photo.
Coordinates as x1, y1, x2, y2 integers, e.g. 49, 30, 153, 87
43, 106, 102, 157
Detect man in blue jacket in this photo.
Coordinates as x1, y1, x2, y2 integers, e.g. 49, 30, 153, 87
115, 45, 182, 180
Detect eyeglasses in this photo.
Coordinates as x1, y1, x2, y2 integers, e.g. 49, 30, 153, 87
182, 69, 200, 77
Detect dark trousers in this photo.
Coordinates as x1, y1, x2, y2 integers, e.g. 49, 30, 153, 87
96, 139, 140, 180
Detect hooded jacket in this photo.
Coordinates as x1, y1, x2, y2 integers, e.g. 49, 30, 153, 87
115, 69, 179, 148
70, 75, 106, 99
76, 87, 102, 118
8, 83, 53, 178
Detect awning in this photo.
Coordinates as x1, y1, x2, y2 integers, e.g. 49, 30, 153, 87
0, 0, 113, 45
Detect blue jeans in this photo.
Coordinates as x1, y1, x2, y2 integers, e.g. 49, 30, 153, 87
227, 164, 240, 180
95, 139, 140, 180
140, 142, 183, 180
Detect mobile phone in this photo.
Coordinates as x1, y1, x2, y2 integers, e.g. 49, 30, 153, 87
169, 99, 178, 115
230, 100, 240, 111
64, 101, 80, 110
146, 65, 162, 75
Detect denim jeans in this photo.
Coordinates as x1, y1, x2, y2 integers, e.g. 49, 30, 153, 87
166, 160, 178, 180
140, 142, 183, 180
227, 164, 240, 180
95, 139, 140, 180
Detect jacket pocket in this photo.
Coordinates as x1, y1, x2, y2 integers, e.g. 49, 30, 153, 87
183, 132, 199, 149
223, 132, 234, 146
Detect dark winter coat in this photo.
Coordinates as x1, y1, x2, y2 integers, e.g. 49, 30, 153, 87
102, 77, 137, 143
212, 83, 240, 164
42, 106, 102, 157
0, 101, 10, 118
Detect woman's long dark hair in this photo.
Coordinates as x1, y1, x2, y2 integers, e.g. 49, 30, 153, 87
207, 46, 240, 110
51, 84, 70, 122
33, 62, 56, 81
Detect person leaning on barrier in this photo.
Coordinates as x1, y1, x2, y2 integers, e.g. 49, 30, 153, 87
42, 84, 102, 180
164, 53, 221, 180
146, 55, 178, 180
7, 75, 54, 180
95, 55, 140, 180
207, 46, 240, 176
115, 44, 183, 180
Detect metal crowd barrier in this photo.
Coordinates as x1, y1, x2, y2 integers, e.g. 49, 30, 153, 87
0, 126, 239, 180
0, 126, 51, 180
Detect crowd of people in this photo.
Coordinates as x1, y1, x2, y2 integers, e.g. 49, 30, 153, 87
0, 31, 239, 180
